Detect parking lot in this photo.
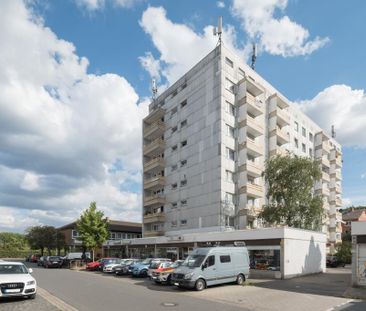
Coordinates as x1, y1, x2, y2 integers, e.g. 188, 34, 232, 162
1, 263, 366, 311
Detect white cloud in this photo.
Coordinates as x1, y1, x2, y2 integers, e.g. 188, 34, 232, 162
139, 6, 246, 85
342, 198, 352, 207
361, 173, 366, 179
231, 0, 329, 57
0, 0, 147, 231
217, 1, 225, 8
75, 0, 140, 11
0, 207, 41, 232
138, 52, 161, 81
298, 85, 366, 148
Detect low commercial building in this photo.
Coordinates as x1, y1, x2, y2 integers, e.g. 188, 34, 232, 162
352, 221, 366, 287
58, 219, 142, 255
343, 209, 366, 236
105, 227, 326, 279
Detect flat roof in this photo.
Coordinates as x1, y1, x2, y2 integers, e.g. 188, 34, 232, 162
352, 221, 366, 235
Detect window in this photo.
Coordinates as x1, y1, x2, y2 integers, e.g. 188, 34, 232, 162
170, 107, 178, 117
181, 140, 187, 147
171, 126, 177, 134
180, 100, 187, 108
181, 199, 187, 206
110, 232, 116, 240
180, 179, 187, 187
294, 121, 299, 132
309, 132, 313, 141
171, 183, 177, 190
180, 219, 187, 226
226, 101, 236, 116
238, 68, 245, 80
226, 124, 235, 138
225, 192, 235, 205
180, 159, 187, 167
220, 255, 231, 263
302, 143, 306, 152
172, 145, 177, 152
206, 255, 215, 267
171, 202, 178, 209
302, 127, 306, 137
226, 170, 234, 183
171, 221, 177, 227
181, 119, 187, 128
309, 148, 313, 157
225, 78, 235, 93
171, 89, 178, 98
171, 164, 178, 172
226, 147, 235, 161
72, 230, 79, 238
294, 138, 299, 148
225, 57, 233, 68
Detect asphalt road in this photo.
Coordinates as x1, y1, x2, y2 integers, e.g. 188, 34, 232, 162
29, 263, 249, 311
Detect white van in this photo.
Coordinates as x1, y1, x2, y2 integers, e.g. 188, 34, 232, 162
171, 246, 249, 291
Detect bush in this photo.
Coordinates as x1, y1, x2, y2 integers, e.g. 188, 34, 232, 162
0, 249, 36, 259
335, 242, 352, 264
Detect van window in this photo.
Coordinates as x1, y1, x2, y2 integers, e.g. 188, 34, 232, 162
207, 255, 215, 267
220, 255, 231, 263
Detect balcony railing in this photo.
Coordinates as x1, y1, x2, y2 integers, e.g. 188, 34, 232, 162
245, 115, 263, 136
144, 230, 165, 237
143, 138, 165, 156
144, 194, 166, 207
143, 212, 166, 224
269, 147, 288, 158
240, 138, 263, 157
239, 183, 263, 198
239, 161, 263, 177
144, 157, 164, 173
245, 93, 263, 115
143, 176, 165, 190
144, 107, 165, 124
144, 121, 165, 140
322, 172, 330, 182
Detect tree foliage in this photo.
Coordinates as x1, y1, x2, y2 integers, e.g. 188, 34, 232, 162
259, 154, 323, 231
336, 241, 352, 264
76, 202, 109, 261
25, 225, 65, 256
0, 232, 28, 250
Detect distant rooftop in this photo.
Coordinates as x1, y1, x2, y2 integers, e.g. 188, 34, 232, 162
58, 219, 142, 233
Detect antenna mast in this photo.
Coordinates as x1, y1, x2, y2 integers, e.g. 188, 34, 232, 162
251, 43, 257, 70
213, 16, 223, 45
151, 78, 158, 102
331, 125, 336, 138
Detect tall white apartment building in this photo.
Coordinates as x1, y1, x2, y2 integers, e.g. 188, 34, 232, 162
142, 45, 342, 251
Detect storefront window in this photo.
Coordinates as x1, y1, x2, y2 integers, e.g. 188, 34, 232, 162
249, 249, 280, 271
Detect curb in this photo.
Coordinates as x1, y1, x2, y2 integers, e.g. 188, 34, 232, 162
37, 287, 79, 311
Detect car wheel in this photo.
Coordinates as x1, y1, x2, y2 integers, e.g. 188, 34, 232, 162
236, 274, 245, 285
29, 294, 36, 299
141, 270, 147, 277
195, 278, 206, 291
167, 275, 172, 285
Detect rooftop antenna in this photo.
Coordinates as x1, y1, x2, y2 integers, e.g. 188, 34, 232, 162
331, 125, 336, 138
151, 78, 158, 102
213, 16, 223, 45
251, 43, 257, 70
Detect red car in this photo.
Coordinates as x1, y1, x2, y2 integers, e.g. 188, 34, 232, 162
86, 259, 102, 271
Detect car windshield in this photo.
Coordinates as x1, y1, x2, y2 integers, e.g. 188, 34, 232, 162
49, 256, 61, 261
182, 255, 206, 268
0, 264, 28, 274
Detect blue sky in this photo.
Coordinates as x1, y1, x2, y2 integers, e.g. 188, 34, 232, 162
0, 0, 365, 232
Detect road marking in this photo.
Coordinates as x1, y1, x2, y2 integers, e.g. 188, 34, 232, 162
37, 287, 79, 311
325, 299, 354, 311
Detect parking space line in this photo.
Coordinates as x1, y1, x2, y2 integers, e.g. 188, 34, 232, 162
37, 287, 79, 311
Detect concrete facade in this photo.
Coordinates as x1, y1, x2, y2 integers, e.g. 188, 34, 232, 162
142, 44, 342, 251
351, 221, 366, 287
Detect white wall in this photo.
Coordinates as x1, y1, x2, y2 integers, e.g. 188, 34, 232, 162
283, 229, 326, 278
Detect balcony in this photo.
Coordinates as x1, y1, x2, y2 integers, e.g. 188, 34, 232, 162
244, 115, 263, 137
144, 176, 165, 191
144, 157, 164, 174
144, 194, 166, 207
322, 172, 330, 182
144, 121, 165, 140
269, 107, 290, 126
271, 93, 289, 109
144, 230, 165, 237
239, 161, 262, 177
143, 212, 166, 224
143, 138, 165, 157
240, 139, 263, 157
270, 127, 289, 145
316, 141, 330, 154
243, 92, 263, 116
315, 184, 330, 197
329, 206, 336, 217
144, 107, 165, 124
331, 157, 342, 168
330, 170, 342, 181
269, 147, 288, 158
239, 183, 263, 198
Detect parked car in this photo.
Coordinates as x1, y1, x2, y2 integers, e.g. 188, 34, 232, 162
98, 258, 119, 271
43, 256, 63, 268
147, 259, 172, 278
171, 246, 250, 291
86, 259, 102, 271
151, 260, 184, 285
26, 254, 40, 263
37, 256, 46, 267
103, 259, 125, 273
115, 259, 141, 276
131, 258, 155, 277
326, 256, 345, 268
0, 261, 37, 299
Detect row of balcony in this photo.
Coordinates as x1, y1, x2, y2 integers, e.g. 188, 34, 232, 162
239, 183, 263, 198
239, 139, 263, 157
239, 161, 262, 177
144, 120, 165, 140
143, 212, 166, 224
269, 127, 289, 145
144, 157, 164, 174
144, 176, 165, 191
143, 138, 165, 157
239, 115, 264, 137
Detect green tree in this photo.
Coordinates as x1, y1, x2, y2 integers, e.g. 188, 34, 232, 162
26, 225, 61, 255
259, 154, 323, 231
0, 232, 28, 250
336, 241, 351, 264
76, 202, 109, 261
